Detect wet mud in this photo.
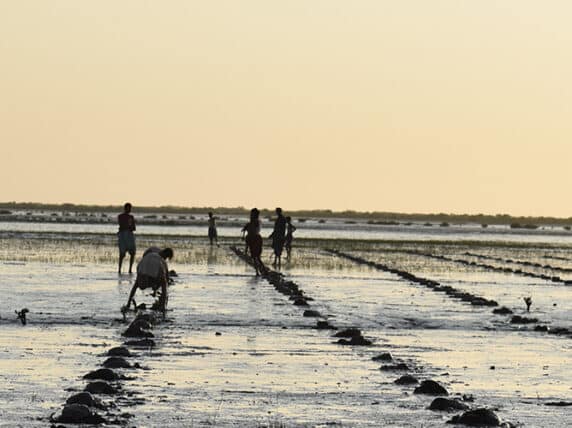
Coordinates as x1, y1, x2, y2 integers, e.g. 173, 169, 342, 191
0, 229, 571, 426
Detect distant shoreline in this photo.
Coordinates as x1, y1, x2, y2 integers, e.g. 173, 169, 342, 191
0, 201, 571, 226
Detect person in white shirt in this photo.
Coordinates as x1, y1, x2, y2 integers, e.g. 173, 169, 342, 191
124, 247, 173, 314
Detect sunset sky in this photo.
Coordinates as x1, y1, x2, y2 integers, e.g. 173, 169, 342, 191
2, 1, 571, 216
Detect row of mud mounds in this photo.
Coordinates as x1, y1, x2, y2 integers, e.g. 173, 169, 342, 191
49, 312, 159, 426
397, 248, 571, 285
325, 249, 499, 307
327, 249, 572, 340
463, 251, 572, 277
230, 246, 514, 426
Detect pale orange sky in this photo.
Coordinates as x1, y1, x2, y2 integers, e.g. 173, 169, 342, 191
1, 1, 571, 216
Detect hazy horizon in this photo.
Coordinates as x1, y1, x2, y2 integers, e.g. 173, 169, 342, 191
2, 1, 572, 217
3, 200, 572, 221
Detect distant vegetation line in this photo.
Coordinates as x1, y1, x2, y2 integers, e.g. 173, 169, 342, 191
1, 201, 571, 226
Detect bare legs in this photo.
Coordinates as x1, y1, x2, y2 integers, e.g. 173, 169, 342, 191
124, 276, 167, 317
253, 256, 266, 276
272, 254, 281, 269
118, 250, 135, 274
125, 279, 139, 309
128, 251, 135, 274
118, 252, 125, 274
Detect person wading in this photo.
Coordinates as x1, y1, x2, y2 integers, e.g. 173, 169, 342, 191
117, 202, 136, 274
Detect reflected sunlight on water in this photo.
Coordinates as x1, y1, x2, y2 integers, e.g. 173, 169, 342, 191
0, 224, 571, 426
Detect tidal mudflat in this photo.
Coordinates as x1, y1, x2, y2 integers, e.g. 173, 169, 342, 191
0, 223, 571, 427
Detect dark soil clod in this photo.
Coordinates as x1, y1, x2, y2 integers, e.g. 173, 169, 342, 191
430, 397, 469, 412
84, 381, 119, 395
492, 306, 513, 315
414, 380, 449, 396
107, 346, 132, 357
65, 392, 102, 408
53, 404, 106, 424
103, 357, 132, 369
394, 375, 419, 385
372, 353, 393, 362
447, 408, 501, 426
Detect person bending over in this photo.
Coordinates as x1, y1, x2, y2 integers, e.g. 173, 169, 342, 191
124, 247, 173, 314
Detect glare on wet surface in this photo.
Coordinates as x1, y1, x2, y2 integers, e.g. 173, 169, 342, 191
0, 232, 571, 427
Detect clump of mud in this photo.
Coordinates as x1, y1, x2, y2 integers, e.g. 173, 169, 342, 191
414, 380, 449, 396
447, 408, 501, 426
51, 403, 106, 425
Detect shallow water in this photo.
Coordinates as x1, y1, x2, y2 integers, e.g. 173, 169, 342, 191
0, 226, 571, 427
2, 218, 572, 244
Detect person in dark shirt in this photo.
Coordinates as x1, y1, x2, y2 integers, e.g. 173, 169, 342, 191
269, 207, 287, 268
241, 208, 264, 276
117, 202, 136, 274
207, 211, 218, 246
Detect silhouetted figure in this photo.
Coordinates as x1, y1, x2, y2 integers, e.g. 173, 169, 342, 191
208, 212, 218, 246
241, 226, 249, 255
142, 246, 174, 284
117, 203, 136, 274
242, 208, 264, 276
269, 207, 287, 268
284, 216, 297, 259
124, 247, 173, 315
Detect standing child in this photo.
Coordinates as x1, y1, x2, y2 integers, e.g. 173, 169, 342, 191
118, 202, 136, 274
242, 208, 264, 276
284, 216, 297, 259
208, 212, 218, 246
269, 207, 287, 268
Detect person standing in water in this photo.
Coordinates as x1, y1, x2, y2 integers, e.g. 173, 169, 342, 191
118, 202, 136, 274
242, 208, 264, 276
284, 216, 297, 259
269, 207, 287, 268
207, 211, 218, 246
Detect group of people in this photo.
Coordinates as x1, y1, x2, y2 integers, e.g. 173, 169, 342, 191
116, 203, 297, 312
241, 207, 296, 275
117, 203, 173, 314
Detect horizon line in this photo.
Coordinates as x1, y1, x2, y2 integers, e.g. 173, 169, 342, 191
1, 201, 571, 222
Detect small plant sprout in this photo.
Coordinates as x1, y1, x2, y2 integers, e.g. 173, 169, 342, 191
524, 296, 532, 312
15, 308, 29, 325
